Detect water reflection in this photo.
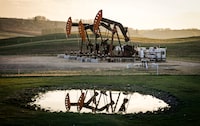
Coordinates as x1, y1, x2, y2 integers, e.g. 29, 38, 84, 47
29, 89, 170, 114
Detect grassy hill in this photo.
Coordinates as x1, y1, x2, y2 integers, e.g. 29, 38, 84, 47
1, 18, 200, 39
129, 28, 200, 39
0, 33, 199, 61
0, 18, 65, 39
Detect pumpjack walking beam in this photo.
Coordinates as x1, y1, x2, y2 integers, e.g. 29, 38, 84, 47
100, 17, 129, 42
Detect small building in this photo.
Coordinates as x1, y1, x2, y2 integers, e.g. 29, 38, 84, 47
138, 47, 167, 61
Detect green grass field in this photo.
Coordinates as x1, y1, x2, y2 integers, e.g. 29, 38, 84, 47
0, 75, 200, 126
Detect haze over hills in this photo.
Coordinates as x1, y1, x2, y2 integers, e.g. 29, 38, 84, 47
0, 17, 200, 39
128, 28, 200, 39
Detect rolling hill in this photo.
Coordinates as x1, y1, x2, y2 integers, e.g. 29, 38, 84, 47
0, 18, 65, 39
1, 17, 200, 39
0, 33, 199, 61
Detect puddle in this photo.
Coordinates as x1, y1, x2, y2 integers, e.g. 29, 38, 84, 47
29, 89, 170, 114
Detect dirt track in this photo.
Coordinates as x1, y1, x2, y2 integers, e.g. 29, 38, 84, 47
0, 55, 200, 76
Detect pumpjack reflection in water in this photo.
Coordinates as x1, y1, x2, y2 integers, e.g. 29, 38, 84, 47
65, 90, 135, 113
30, 89, 170, 114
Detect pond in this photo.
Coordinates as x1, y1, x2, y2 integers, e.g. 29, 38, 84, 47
29, 89, 170, 114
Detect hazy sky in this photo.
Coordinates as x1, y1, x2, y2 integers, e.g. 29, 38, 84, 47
0, 0, 200, 29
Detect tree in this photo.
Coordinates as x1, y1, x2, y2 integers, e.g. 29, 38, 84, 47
33, 16, 47, 21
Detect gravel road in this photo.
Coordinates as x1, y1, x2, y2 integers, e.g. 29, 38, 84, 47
0, 55, 199, 75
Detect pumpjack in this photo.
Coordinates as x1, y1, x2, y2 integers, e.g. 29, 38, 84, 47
66, 10, 136, 57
